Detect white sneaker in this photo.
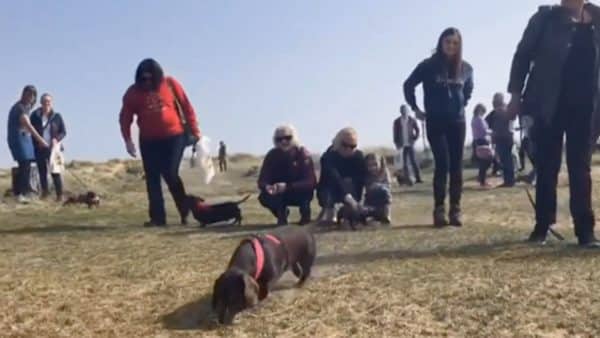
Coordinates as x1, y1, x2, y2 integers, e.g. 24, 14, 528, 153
16, 195, 30, 204
321, 208, 337, 224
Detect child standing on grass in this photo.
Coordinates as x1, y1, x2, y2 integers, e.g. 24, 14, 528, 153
364, 153, 392, 224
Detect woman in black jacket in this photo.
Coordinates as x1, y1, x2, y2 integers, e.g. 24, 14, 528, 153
30, 93, 66, 201
507, 1, 600, 247
317, 127, 367, 223
404, 27, 474, 227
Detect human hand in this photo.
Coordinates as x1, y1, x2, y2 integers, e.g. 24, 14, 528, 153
274, 182, 287, 194
266, 185, 276, 195
125, 140, 137, 158
414, 108, 426, 121
506, 95, 521, 120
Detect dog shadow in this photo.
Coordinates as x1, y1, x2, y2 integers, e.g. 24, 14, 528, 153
161, 294, 218, 331
161, 279, 300, 331
161, 223, 280, 237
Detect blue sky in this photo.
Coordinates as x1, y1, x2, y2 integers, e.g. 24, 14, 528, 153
1, 0, 542, 167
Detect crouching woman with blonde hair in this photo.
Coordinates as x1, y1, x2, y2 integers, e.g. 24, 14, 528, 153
258, 125, 317, 225
317, 127, 367, 223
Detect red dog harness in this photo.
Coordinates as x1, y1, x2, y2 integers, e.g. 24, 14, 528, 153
250, 234, 281, 280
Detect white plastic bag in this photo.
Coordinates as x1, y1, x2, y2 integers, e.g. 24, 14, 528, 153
49, 145, 65, 174
192, 136, 215, 185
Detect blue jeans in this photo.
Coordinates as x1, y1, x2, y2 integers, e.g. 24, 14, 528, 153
140, 134, 188, 224
496, 139, 515, 185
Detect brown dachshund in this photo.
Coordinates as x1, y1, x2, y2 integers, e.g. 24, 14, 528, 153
185, 194, 250, 227
212, 226, 316, 324
63, 191, 100, 208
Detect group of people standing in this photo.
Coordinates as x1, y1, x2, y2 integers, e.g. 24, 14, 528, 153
7, 1, 600, 248
401, 0, 600, 247
7, 87, 66, 203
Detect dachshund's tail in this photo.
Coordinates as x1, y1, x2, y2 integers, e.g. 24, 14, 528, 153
235, 194, 252, 205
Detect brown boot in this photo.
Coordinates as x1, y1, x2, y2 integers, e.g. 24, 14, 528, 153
449, 205, 462, 227
433, 206, 448, 227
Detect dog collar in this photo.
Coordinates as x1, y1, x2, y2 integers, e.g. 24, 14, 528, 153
250, 234, 281, 280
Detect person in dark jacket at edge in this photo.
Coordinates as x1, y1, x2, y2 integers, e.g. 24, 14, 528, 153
507, 0, 600, 247
258, 125, 317, 226
218, 141, 227, 172
30, 93, 66, 201
486, 92, 516, 188
316, 127, 367, 224
393, 104, 423, 185
403, 27, 474, 227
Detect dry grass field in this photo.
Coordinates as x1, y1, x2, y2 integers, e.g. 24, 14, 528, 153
2, 154, 600, 337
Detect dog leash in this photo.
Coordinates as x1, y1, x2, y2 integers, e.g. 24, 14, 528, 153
524, 187, 565, 241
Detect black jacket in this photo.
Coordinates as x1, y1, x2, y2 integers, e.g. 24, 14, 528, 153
508, 3, 600, 141
30, 109, 66, 153
404, 56, 474, 122
393, 115, 420, 148
318, 147, 367, 201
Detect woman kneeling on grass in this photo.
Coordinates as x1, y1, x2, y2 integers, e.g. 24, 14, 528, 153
119, 58, 201, 227
258, 125, 317, 226
317, 127, 367, 224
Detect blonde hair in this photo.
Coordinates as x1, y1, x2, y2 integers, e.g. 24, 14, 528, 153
365, 153, 387, 175
332, 127, 358, 152
272, 124, 300, 147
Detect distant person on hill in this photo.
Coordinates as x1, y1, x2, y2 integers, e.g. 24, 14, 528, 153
218, 141, 227, 172
486, 93, 516, 188
471, 103, 492, 188
7, 85, 48, 204
119, 58, 201, 227
393, 104, 423, 185
317, 127, 367, 224
403, 27, 473, 227
30, 93, 66, 201
507, 0, 600, 247
258, 125, 316, 225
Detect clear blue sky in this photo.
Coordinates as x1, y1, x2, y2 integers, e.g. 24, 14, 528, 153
1, 0, 542, 167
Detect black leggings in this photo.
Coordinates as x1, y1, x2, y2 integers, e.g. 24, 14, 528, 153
36, 149, 63, 198
472, 139, 492, 185
426, 119, 466, 207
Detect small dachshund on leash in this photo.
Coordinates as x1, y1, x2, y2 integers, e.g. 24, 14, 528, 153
63, 191, 101, 208
185, 194, 251, 227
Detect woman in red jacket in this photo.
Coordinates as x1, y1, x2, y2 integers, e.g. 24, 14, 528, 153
119, 59, 200, 227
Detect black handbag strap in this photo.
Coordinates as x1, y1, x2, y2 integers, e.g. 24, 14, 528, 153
166, 78, 188, 127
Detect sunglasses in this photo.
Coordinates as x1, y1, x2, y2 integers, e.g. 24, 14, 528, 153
342, 142, 357, 150
275, 135, 293, 143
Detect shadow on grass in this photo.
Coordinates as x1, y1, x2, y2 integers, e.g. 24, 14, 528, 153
161, 294, 218, 331
0, 224, 117, 235
161, 223, 280, 237
316, 239, 526, 266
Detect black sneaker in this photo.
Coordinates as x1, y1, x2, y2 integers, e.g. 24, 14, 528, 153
527, 230, 547, 245
144, 221, 166, 228
277, 208, 290, 226
578, 236, 600, 248
448, 206, 463, 227
433, 206, 448, 228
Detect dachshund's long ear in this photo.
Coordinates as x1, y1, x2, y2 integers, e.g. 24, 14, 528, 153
242, 274, 259, 308
212, 275, 224, 310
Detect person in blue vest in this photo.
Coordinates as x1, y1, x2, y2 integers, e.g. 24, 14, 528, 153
6, 85, 48, 204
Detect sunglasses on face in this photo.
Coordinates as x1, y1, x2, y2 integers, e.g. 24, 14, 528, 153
342, 142, 357, 150
275, 135, 293, 143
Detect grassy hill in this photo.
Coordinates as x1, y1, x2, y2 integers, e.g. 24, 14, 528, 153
1, 153, 600, 337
